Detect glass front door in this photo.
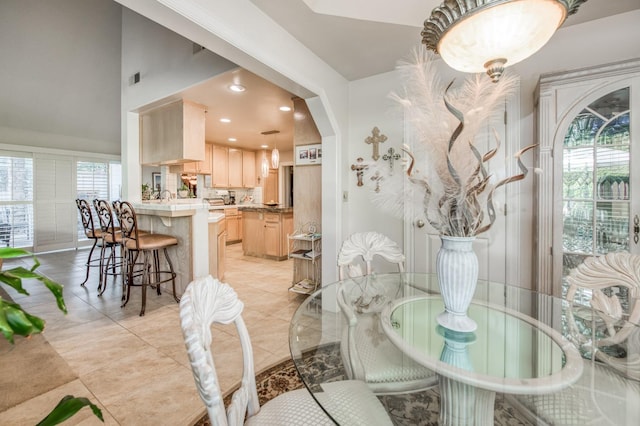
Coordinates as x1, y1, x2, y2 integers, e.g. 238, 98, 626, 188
562, 87, 634, 277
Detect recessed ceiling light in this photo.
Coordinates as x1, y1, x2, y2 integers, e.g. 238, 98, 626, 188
220, 118, 231, 123
228, 84, 245, 92
279, 106, 292, 112
260, 144, 269, 149
228, 137, 237, 142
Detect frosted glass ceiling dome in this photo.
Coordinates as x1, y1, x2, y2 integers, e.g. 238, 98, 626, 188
422, 0, 588, 81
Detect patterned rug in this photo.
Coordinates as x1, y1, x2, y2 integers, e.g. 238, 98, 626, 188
194, 343, 533, 425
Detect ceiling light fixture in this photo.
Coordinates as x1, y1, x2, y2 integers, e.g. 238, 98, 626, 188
228, 137, 237, 142
279, 106, 292, 112
261, 130, 281, 169
422, 0, 587, 82
220, 118, 231, 123
228, 84, 245, 92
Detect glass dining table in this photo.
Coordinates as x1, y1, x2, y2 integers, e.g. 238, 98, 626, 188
289, 273, 640, 425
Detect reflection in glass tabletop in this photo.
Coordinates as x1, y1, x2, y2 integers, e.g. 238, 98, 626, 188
289, 273, 640, 425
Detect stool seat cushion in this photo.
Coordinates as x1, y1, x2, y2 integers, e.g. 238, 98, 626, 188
85, 229, 103, 239
125, 233, 178, 250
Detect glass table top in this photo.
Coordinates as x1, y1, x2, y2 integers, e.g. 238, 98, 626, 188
289, 273, 640, 425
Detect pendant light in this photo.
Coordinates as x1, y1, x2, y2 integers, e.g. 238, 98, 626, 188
261, 149, 269, 178
422, 0, 587, 82
261, 129, 281, 170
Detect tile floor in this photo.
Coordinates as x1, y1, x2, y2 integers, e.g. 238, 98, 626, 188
0, 243, 305, 425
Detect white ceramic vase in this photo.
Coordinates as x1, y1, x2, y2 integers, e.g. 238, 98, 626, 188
436, 235, 478, 332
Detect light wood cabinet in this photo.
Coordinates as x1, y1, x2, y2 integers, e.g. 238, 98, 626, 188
208, 218, 226, 280
212, 145, 229, 187
225, 207, 241, 243
264, 213, 281, 257
228, 149, 243, 187
140, 99, 206, 165
209, 145, 257, 188
241, 210, 292, 260
176, 143, 213, 174
242, 151, 256, 187
242, 211, 264, 256
263, 168, 278, 204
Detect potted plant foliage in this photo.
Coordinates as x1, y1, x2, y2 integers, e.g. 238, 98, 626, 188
0, 247, 103, 425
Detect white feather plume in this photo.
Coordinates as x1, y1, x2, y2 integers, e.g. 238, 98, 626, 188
365, 49, 533, 236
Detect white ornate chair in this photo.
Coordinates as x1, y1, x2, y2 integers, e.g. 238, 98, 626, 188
180, 275, 393, 426
336, 232, 437, 394
511, 253, 640, 425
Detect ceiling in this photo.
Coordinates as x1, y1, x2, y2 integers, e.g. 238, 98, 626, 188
179, 68, 295, 152
174, 0, 639, 152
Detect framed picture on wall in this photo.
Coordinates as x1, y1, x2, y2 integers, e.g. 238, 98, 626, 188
295, 143, 322, 166
151, 172, 162, 192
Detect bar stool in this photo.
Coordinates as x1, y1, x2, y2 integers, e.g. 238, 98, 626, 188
93, 199, 123, 296
116, 201, 179, 316
75, 199, 102, 287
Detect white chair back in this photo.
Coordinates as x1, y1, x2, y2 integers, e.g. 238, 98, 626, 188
338, 232, 405, 280
180, 275, 260, 426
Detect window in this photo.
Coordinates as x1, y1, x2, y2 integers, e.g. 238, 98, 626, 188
0, 153, 34, 248
76, 161, 120, 241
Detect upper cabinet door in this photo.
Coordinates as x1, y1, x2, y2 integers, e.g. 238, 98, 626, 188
535, 59, 640, 296
242, 150, 256, 188
228, 148, 243, 187
212, 145, 229, 187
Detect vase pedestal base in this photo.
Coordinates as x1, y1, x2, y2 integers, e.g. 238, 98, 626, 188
437, 311, 477, 333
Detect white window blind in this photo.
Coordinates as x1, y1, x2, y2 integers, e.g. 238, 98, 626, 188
0, 154, 34, 248
76, 161, 110, 240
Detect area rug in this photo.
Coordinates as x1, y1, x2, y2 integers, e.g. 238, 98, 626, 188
0, 287, 78, 412
194, 343, 533, 425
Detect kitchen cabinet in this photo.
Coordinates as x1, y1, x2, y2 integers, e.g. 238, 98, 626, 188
178, 143, 212, 174
210, 145, 257, 188
241, 209, 292, 260
263, 168, 278, 203
140, 99, 206, 165
208, 217, 226, 280
242, 151, 256, 187
228, 149, 243, 187
212, 145, 229, 187
225, 207, 242, 243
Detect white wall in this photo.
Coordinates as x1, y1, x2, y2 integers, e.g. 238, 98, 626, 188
0, 0, 122, 155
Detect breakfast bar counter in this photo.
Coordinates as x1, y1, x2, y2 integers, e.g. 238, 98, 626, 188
132, 200, 210, 296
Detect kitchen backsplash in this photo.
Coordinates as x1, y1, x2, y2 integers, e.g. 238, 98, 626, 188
199, 187, 262, 205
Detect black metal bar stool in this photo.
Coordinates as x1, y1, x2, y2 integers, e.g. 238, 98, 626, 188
116, 201, 179, 316
75, 199, 103, 287
93, 199, 123, 296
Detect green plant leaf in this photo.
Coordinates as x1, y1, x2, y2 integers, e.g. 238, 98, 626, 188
0, 247, 33, 259
0, 299, 46, 341
36, 395, 104, 426
0, 267, 66, 313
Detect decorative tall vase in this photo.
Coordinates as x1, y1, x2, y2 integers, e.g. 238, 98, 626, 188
436, 236, 478, 332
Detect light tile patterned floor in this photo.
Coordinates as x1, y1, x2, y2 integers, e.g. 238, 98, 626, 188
0, 244, 304, 425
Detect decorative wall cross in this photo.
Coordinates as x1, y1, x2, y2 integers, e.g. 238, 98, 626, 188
365, 127, 387, 161
350, 157, 368, 187
382, 147, 401, 172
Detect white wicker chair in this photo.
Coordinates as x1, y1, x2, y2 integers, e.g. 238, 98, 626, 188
180, 275, 393, 426
336, 232, 437, 394
511, 253, 640, 425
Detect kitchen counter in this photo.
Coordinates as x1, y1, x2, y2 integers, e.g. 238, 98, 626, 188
238, 205, 293, 213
